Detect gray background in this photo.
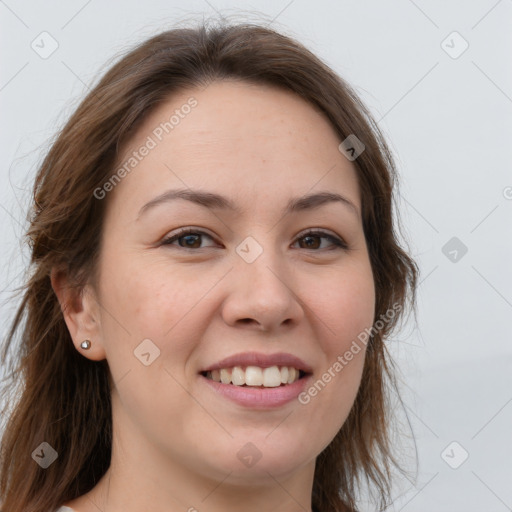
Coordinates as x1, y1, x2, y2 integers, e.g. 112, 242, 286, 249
1, 1, 511, 510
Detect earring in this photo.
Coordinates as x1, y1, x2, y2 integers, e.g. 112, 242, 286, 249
80, 339, 91, 350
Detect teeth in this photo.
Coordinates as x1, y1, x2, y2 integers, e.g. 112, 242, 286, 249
262, 366, 282, 387
231, 366, 245, 386
205, 365, 302, 387
220, 368, 231, 384
245, 366, 263, 386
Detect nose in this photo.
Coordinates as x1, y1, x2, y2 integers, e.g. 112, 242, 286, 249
221, 244, 304, 332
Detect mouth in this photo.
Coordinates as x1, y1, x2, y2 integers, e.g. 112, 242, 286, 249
199, 352, 313, 408
200, 366, 308, 388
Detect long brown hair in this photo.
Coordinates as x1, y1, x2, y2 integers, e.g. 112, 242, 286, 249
0, 20, 418, 512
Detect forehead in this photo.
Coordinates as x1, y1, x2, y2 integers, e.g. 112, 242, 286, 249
106, 80, 360, 220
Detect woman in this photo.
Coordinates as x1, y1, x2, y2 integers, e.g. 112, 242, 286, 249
0, 20, 418, 512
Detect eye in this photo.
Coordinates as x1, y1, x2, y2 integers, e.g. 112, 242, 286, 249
293, 230, 348, 251
160, 228, 348, 251
161, 228, 217, 249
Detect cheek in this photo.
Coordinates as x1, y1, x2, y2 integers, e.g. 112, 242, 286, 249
97, 255, 227, 385
96, 259, 204, 431
303, 260, 374, 423
100, 253, 206, 336
316, 260, 376, 350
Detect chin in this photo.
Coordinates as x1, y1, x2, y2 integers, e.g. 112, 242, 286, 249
196, 436, 316, 484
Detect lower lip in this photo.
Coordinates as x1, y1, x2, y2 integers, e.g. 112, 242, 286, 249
200, 374, 310, 409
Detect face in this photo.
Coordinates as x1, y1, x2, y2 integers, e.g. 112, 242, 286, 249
86, 81, 375, 486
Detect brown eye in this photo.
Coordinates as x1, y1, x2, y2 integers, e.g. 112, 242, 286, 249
177, 234, 202, 248
298, 234, 322, 249
294, 231, 348, 251
161, 229, 216, 249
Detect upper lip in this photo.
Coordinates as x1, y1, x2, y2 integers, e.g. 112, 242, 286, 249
201, 351, 313, 374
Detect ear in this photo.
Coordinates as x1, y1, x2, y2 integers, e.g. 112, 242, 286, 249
50, 267, 107, 361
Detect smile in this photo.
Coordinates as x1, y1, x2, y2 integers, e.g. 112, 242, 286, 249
202, 365, 304, 387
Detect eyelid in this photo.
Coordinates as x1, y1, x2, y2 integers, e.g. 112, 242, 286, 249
161, 227, 218, 248
294, 228, 348, 250
295, 227, 344, 242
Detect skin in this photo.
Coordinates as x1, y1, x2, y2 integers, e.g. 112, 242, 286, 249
52, 80, 375, 512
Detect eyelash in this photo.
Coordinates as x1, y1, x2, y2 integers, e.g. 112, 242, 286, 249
160, 228, 348, 251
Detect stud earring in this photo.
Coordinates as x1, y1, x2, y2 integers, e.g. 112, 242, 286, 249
80, 339, 91, 350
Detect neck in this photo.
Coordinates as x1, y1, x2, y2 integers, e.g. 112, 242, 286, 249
66, 405, 316, 512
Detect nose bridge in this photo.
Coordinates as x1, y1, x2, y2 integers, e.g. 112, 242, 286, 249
222, 232, 302, 329
235, 233, 290, 295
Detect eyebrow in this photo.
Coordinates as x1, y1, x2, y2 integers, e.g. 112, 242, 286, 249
136, 188, 359, 220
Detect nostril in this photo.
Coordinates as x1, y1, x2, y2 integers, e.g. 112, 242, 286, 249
236, 318, 259, 327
